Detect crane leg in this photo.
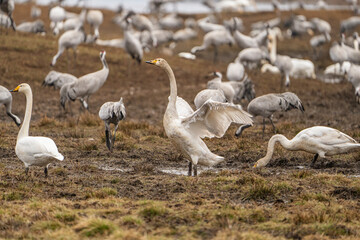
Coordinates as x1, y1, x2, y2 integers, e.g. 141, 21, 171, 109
262, 118, 266, 137
193, 164, 197, 177
269, 117, 276, 133
111, 124, 119, 151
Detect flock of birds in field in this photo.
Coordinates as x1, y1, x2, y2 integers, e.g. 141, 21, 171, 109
1, 0, 360, 177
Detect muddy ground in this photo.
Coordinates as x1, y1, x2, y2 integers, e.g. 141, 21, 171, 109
1, 3, 360, 240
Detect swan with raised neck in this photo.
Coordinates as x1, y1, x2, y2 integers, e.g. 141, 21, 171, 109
10, 83, 64, 176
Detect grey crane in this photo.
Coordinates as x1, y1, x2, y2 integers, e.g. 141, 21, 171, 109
61, 51, 109, 110
0, 85, 20, 126
43, 70, 77, 90
191, 29, 234, 63
235, 92, 304, 137
0, 0, 15, 30
99, 98, 126, 152
122, 18, 143, 64
50, 27, 86, 67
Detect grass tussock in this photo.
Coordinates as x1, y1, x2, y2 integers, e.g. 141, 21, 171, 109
75, 218, 115, 237
79, 112, 102, 127
86, 187, 118, 199
37, 115, 59, 127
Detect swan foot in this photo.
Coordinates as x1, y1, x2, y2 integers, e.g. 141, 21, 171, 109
310, 153, 319, 168
44, 166, 48, 177
188, 162, 192, 176
193, 165, 197, 177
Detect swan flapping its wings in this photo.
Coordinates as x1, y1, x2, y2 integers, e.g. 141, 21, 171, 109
181, 100, 252, 139
147, 58, 253, 176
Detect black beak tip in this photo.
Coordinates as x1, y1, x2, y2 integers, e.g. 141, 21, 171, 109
145, 61, 151, 64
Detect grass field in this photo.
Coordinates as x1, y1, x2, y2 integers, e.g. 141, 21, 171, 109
1, 3, 360, 239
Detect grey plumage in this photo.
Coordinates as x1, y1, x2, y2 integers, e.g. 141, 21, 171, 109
235, 92, 304, 136
343, 63, 360, 104
123, 18, 143, 64
234, 29, 268, 49
99, 98, 126, 152
0, 85, 21, 126
43, 70, 77, 90
0, 0, 15, 30
191, 29, 234, 63
17, 20, 45, 33
51, 28, 86, 66
340, 16, 360, 33
236, 47, 268, 68
61, 51, 109, 110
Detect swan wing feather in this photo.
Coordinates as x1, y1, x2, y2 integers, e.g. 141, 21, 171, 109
181, 100, 253, 138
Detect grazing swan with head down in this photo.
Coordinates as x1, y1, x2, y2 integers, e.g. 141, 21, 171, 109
146, 58, 253, 176
10, 84, 64, 177
254, 126, 360, 168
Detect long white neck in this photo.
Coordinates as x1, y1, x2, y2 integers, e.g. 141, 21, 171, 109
256, 134, 295, 167
18, 88, 33, 140
269, 35, 277, 63
163, 62, 178, 115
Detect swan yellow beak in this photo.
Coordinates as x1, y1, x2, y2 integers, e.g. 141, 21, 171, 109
146, 59, 157, 65
253, 163, 257, 168
10, 85, 20, 92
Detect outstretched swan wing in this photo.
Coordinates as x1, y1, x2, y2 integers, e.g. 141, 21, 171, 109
181, 100, 253, 138
175, 96, 194, 118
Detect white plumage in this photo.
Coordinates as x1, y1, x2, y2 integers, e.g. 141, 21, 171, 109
254, 126, 360, 168
10, 83, 63, 176
86, 10, 103, 38
146, 58, 253, 176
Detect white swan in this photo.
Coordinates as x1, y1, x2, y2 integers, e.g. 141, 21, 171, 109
146, 58, 253, 176
10, 84, 64, 176
254, 126, 360, 168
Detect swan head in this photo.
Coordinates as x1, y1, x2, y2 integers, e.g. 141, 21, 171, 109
10, 83, 31, 93
253, 158, 267, 168
145, 58, 167, 68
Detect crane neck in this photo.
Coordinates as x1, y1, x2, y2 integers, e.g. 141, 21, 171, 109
18, 88, 33, 140
102, 56, 108, 69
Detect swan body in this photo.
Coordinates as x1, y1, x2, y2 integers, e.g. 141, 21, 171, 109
254, 126, 360, 168
146, 58, 253, 176
0, 85, 21, 126
11, 84, 63, 176
99, 98, 126, 152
